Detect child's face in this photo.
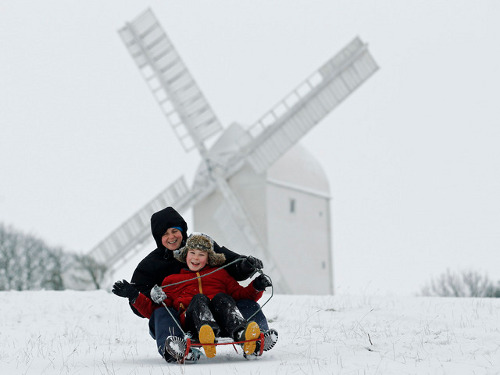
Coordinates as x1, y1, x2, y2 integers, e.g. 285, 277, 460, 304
161, 227, 183, 251
185, 248, 208, 272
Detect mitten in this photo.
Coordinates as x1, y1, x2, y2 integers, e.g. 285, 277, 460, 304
253, 274, 272, 291
112, 280, 139, 301
150, 284, 167, 304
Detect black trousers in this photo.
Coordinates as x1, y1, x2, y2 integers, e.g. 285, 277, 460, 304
184, 293, 247, 340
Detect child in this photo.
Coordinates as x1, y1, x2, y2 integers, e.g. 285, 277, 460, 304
131, 233, 272, 360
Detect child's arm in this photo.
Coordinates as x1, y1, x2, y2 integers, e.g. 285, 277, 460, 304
131, 293, 156, 319
221, 270, 264, 301
111, 279, 159, 319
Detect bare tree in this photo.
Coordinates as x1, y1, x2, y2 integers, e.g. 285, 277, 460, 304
42, 247, 70, 290
0, 223, 70, 290
420, 269, 500, 298
69, 254, 108, 290
0, 223, 108, 291
0, 223, 18, 290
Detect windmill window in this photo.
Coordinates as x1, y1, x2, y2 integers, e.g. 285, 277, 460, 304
289, 199, 296, 213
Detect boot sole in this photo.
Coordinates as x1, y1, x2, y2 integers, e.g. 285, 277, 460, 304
199, 324, 216, 358
264, 329, 278, 351
243, 322, 260, 355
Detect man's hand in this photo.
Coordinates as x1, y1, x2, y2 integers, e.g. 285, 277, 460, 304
253, 274, 272, 291
112, 280, 139, 301
240, 255, 264, 275
150, 284, 167, 304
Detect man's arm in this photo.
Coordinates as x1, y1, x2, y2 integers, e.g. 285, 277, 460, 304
214, 242, 263, 281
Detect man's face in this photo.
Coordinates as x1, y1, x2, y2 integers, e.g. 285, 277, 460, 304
185, 248, 208, 272
161, 227, 183, 251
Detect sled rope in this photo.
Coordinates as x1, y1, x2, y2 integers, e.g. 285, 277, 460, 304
160, 257, 243, 288
159, 257, 273, 331
246, 268, 274, 322
161, 300, 188, 336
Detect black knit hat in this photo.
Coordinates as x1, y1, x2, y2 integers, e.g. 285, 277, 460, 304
150, 207, 188, 249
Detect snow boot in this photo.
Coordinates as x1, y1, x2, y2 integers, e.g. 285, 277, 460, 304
262, 328, 278, 351
164, 336, 187, 361
199, 324, 217, 358
237, 321, 260, 355
253, 328, 279, 355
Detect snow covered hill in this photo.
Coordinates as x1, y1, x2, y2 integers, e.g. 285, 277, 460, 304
1, 290, 499, 374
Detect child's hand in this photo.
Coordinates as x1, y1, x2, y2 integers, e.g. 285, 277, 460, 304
150, 284, 167, 304
253, 274, 272, 291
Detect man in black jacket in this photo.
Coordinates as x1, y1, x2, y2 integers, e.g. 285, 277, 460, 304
113, 206, 277, 363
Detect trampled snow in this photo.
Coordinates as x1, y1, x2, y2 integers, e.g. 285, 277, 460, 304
1, 290, 499, 374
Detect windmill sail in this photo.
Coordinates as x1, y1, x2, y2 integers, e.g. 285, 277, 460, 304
88, 177, 204, 269
118, 9, 223, 152
240, 37, 378, 174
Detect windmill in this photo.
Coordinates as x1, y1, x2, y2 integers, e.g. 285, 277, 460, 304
88, 8, 378, 294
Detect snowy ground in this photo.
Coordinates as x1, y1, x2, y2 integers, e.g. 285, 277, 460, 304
1, 290, 499, 374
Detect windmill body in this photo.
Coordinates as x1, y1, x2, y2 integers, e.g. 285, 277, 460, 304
193, 122, 332, 294
87, 8, 378, 294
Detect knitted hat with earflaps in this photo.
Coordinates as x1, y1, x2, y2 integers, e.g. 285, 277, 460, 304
175, 232, 226, 266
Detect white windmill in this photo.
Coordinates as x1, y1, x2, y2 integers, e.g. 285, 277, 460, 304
88, 8, 378, 294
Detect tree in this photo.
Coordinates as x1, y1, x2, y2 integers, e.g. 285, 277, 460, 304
69, 253, 108, 290
0, 223, 69, 290
420, 269, 500, 298
0, 223, 108, 291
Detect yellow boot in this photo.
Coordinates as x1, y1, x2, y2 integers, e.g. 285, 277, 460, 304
198, 324, 216, 358
241, 321, 260, 355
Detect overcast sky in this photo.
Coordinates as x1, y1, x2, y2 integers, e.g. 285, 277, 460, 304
1, 1, 499, 295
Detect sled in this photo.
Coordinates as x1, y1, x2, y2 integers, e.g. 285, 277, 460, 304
160, 260, 274, 362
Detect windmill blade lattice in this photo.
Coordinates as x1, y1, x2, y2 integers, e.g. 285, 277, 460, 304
118, 9, 223, 153
87, 177, 211, 270
239, 37, 378, 174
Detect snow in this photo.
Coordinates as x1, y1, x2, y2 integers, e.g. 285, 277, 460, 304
2, 290, 499, 374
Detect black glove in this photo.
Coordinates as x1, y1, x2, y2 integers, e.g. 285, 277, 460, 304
112, 280, 139, 301
253, 274, 272, 291
240, 255, 264, 275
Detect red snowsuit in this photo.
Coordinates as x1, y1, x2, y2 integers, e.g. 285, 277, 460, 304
133, 266, 263, 325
